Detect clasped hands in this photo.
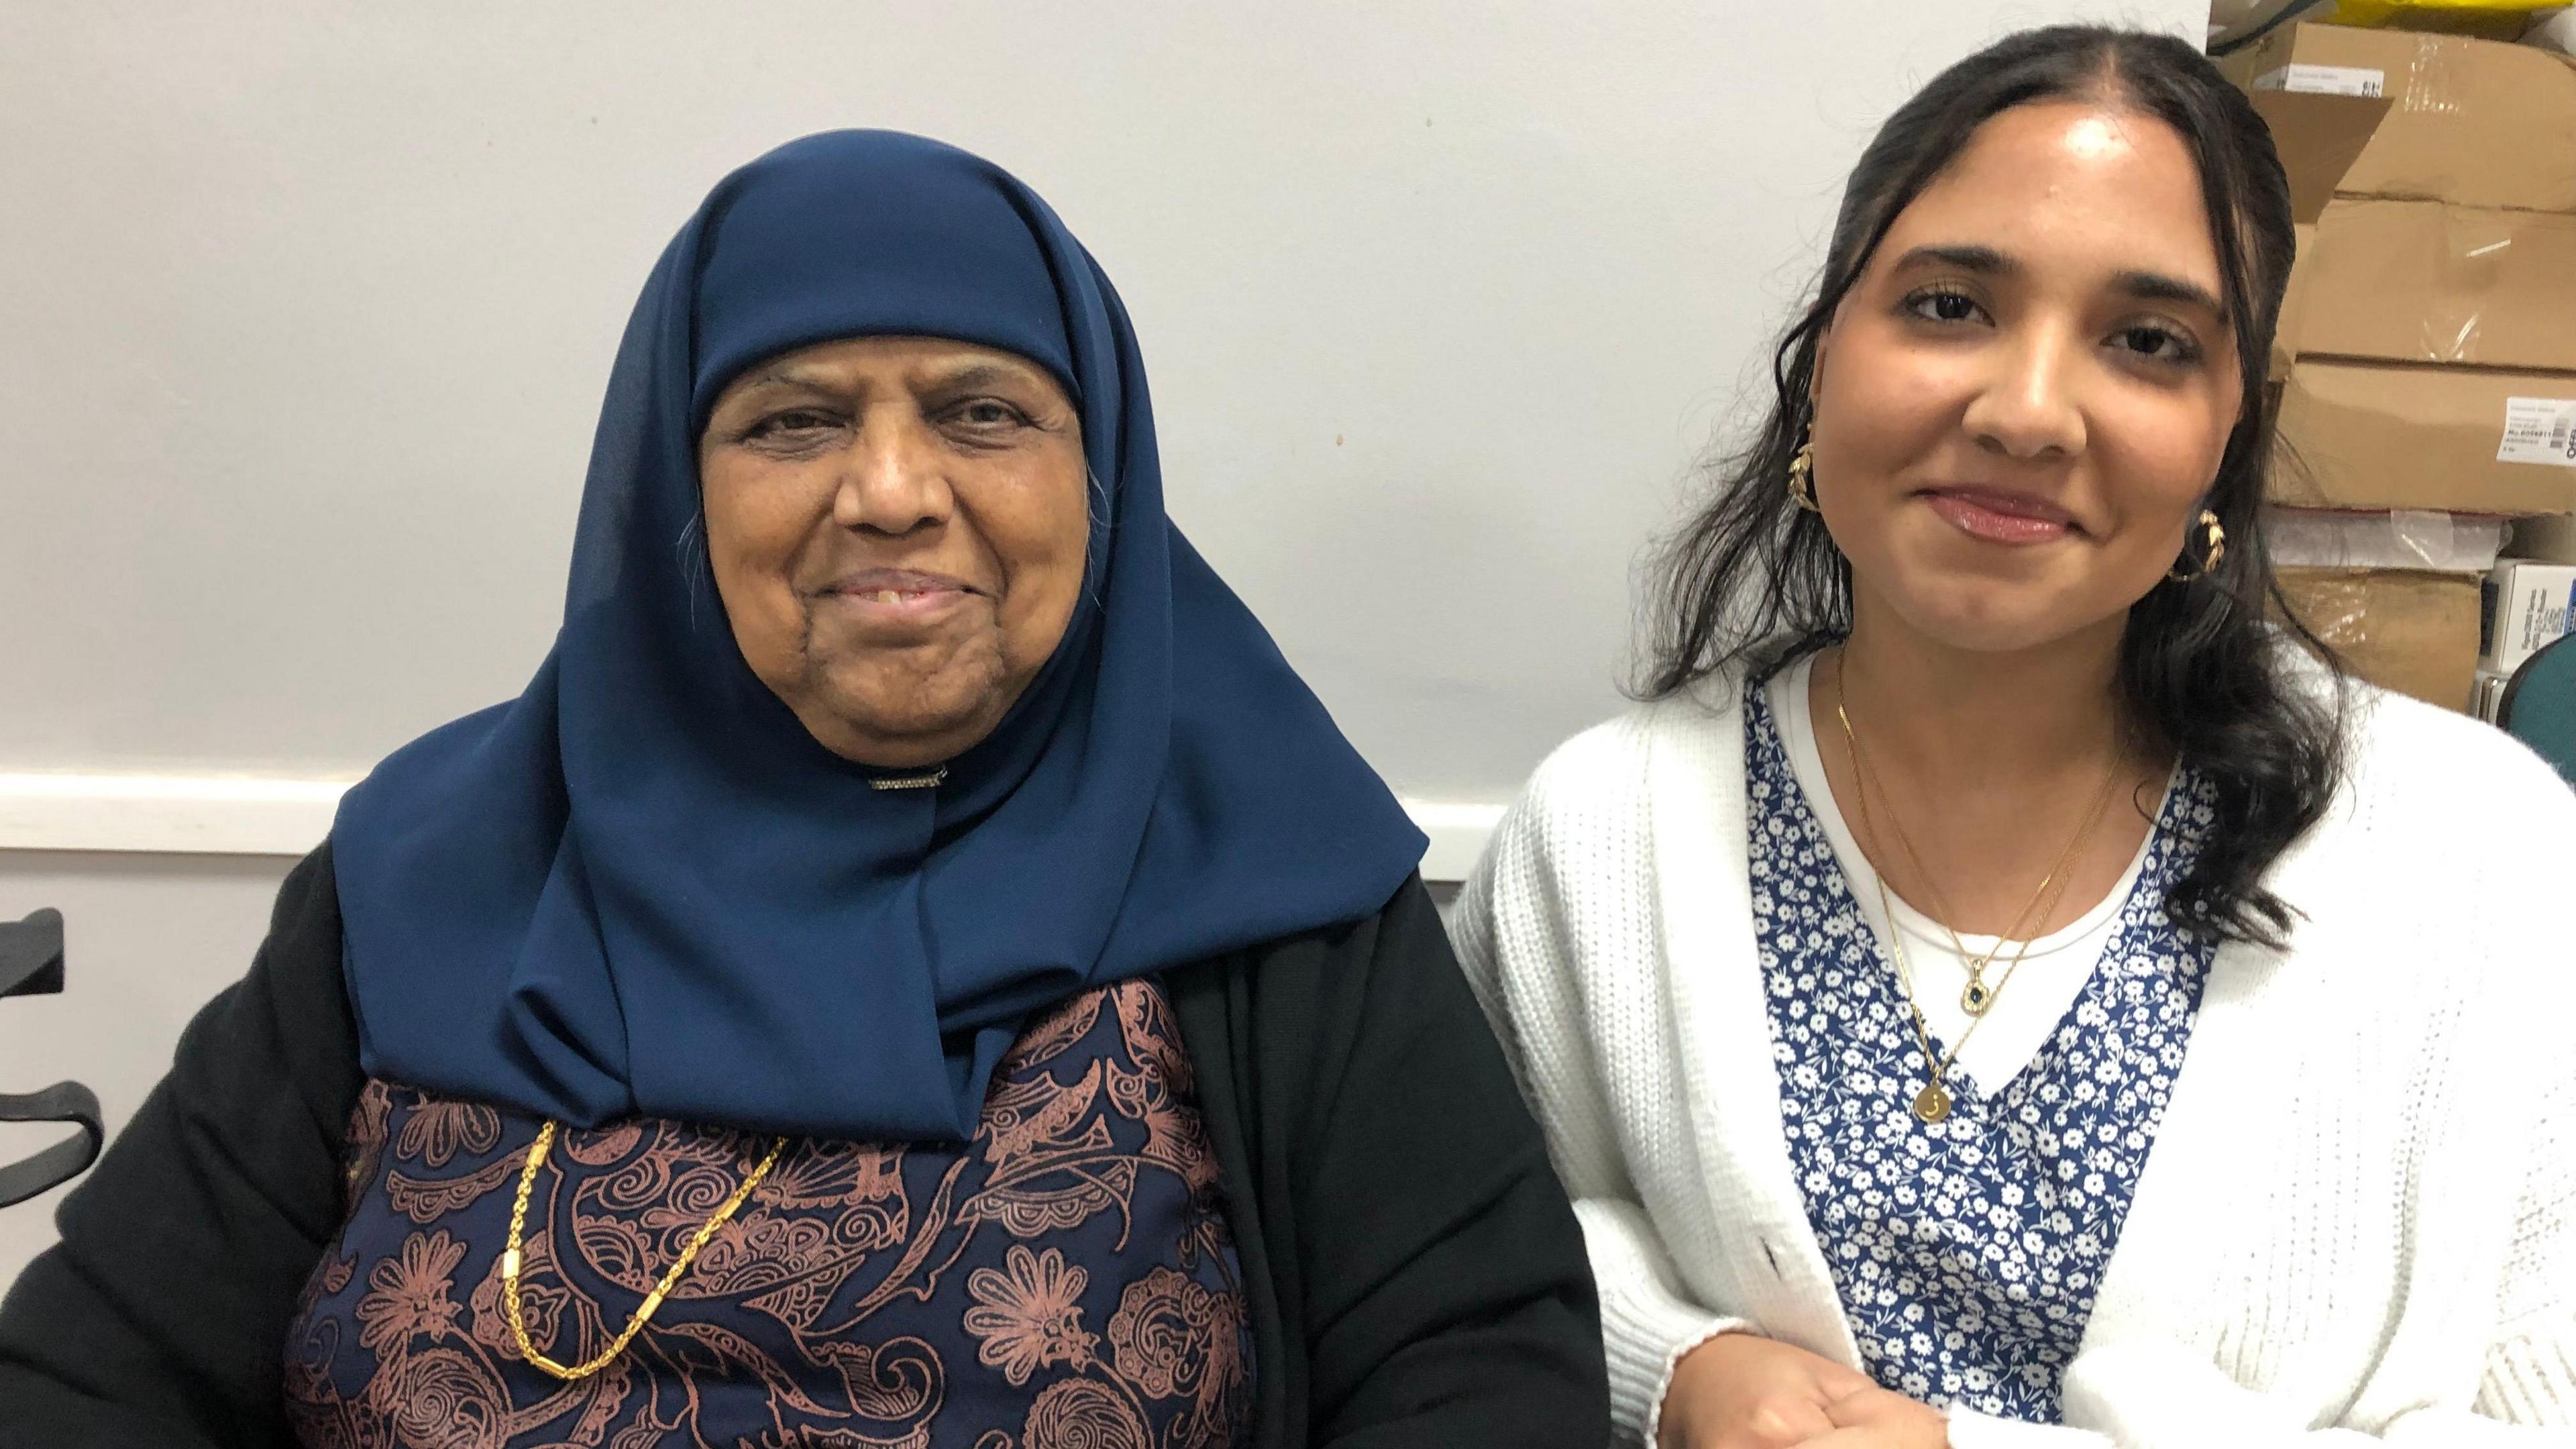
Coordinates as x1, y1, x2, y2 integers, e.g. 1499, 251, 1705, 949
1658, 1331, 1949, 1449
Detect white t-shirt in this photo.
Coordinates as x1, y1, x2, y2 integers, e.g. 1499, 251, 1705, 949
1763, 655, 2170, 1095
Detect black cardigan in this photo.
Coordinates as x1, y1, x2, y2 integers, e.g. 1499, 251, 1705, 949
0, 847, 1607, 1447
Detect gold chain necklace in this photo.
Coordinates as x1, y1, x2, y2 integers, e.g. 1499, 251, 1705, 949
1829, 655, 2125, 1123
501, 1120, 790, 1381
1833, 655, 2122, 1015
1872, 867, 2040, 1122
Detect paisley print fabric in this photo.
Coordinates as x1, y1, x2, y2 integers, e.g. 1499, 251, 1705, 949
1744, 686, 2218, 1422
284, 978, 1252, 1449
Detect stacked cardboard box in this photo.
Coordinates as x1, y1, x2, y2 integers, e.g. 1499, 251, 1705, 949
2230, 25, 2576, 710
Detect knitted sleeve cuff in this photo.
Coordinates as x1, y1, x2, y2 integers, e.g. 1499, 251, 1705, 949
1633, 1311, 1750, 1448
1572, 1197, 1751, 1444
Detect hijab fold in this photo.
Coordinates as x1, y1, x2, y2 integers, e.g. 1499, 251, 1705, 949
332, 131, 1424, 1141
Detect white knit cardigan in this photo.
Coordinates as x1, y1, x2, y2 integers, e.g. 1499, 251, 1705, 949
1450, 672, 2576, 1448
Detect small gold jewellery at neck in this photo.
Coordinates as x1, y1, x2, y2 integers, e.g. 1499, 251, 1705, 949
1839, 686, 2120, 1019
1831, 654, 2126, 1123
502, 1120, 790, 1381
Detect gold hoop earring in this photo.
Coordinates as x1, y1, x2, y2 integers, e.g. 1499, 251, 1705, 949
1788, 437, 1821, 513
2167, 508, 2226, 583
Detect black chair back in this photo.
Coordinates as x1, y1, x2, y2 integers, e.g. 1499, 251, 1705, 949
0, 910, 104, 1208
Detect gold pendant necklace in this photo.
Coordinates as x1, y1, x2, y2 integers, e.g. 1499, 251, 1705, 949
501, 1120, 790, 1381
1834, 659, 2123, 1016
1831, 653, 2126, 1124
1872, 856, 2064, 1122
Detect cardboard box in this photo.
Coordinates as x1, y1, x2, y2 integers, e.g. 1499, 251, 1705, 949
2277, 566, 2483, 710
2251, 91, 2576, 515
2273, 360, 2576, 514
2511, 513, 2576, 563
2250, 88, 2396, 228
2480, 559, 2576, 672
2250, 89, 2397, 382
2286, 199, 2576, 372
2230, 23, 2576, 213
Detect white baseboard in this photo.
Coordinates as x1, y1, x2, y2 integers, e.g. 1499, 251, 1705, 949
1405, 800, 1506, 883
0, 773, 1503, 881
0, 774, 351, 857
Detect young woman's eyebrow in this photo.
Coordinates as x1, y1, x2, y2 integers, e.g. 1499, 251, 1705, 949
1889, 243, 2016, 277
2110, 269, 2225, 317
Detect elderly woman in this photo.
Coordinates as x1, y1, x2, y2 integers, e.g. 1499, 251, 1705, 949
0, 132, 1607, 1448
1456, 26, 2575, 1449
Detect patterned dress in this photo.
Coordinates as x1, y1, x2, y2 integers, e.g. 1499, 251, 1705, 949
284, 978, 1252, 1449
1743, 686, 2219, 1421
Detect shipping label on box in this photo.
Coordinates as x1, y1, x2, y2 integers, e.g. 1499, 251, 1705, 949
2254, 64, 2387, 98
2499, 398, 2576, 468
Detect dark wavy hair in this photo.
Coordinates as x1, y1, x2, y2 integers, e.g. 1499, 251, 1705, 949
1640, 25, 2341, 947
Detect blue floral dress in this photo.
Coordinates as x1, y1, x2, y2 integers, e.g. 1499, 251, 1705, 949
283, 978, 1252, 1449
1745, 686, 2218, 1421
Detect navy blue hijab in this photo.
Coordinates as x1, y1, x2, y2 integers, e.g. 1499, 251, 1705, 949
331, 131, 1425, 1142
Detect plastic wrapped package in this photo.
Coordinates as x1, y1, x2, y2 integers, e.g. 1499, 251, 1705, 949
2266, 507, 2512, 572
2275, 566, 2485, 710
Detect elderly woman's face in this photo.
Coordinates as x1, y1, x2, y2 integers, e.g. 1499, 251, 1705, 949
699, 335, 1089, 768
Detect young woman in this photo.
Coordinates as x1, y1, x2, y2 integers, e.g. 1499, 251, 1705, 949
1456, 26, 2575, 1449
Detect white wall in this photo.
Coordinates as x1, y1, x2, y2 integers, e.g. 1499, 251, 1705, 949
0, 0, 2199, 819
0, 0, 2203, 1283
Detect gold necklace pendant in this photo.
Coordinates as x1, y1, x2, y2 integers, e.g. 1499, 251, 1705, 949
1961, 979, 1994, 1015
1913, 1082, 1953, 1123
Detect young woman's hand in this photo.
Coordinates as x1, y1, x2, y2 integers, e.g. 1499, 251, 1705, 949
1656, 1331, 1879, 1448
1803, 1384, 1951, 1447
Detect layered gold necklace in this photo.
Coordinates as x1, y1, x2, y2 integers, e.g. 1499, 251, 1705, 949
1830, 653, 2125, 1124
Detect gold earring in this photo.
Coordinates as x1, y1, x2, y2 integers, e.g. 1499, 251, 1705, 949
2168, 509, 2225, 582
1788, 437, 1821, 513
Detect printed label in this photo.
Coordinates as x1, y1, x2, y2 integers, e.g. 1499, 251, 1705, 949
2253, 64, 2387, 98
2499, 397, 2576, 468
